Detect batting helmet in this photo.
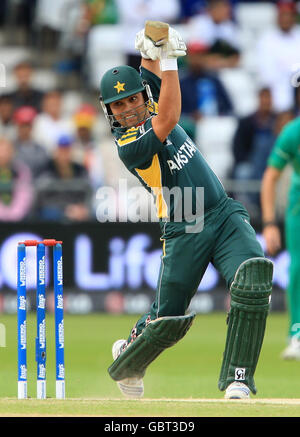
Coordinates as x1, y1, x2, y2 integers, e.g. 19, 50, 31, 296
99, 66, 154, 132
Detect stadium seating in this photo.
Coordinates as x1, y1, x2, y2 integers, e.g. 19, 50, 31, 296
195, 116, 238, 179
235, 2, 277, 75
86, 25, 125, 90
218, 68, 258, 117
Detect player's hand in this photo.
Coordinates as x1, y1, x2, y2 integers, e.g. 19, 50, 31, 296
135, 27, 186, 60
163, 27, 187, 59
263, 224, 281, 256
135, 29, 160, 60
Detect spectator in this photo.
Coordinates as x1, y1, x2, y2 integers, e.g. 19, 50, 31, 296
34, 0, 74, 50
115, 0, 180, 70
256, 1, 300, 112
179, 0, 206, 21
13, 106, 50, 179
7, 60, 44, 112
0, 137, 34, 221
9, 0, 38, 45
36, 134, 92, 221
56, 1, 92, 83
0, 95, 16, 141
180, 42, 233, 123
0, 0, 7, 27
72, 104, 105, 189
232, 88, 276, 182
273, 109, 294, 137
187, 0, 240, 69
231, 89, 294, 217
33, 90, 74, 155
179, 0, 240, 21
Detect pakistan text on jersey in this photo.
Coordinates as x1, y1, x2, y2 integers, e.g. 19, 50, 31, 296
167, 138, 197, 175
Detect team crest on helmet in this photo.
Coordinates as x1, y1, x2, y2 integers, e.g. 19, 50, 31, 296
114, 81, 125, 93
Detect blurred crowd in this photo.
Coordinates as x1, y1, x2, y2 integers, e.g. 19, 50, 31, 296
0, 60, 105, 222
0, 0, 299, 222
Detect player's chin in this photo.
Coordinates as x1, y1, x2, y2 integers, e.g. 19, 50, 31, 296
124, 115, 140, 128
127, 120, 138, 128
119, 111, 147, 129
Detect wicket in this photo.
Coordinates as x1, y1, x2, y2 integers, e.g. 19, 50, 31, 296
17, 239, 65, 400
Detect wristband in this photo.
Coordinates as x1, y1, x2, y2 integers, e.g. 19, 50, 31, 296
160, 58, 178, 71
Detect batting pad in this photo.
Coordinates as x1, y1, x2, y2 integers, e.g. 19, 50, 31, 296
108, 312, 196, 381
218, 258, 273, 394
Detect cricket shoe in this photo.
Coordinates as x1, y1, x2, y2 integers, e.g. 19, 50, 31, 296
112, 339, 144, 399
224, 382, 250, 399
281, 337, 300, 360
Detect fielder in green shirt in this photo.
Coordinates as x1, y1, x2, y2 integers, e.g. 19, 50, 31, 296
99, 23, 273, 400
262, 116, 300, 360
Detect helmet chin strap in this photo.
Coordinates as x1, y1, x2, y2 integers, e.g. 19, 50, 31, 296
107, 98, 154, 132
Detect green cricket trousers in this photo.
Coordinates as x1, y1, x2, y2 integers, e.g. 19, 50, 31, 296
128, 195, 264, 342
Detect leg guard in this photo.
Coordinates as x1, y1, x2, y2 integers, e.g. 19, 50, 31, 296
218, 258, 273, 394
108, 312, 195, 381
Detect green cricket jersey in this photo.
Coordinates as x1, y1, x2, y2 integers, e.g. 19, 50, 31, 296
268, 117, 300, 205
114, 67, 226, 220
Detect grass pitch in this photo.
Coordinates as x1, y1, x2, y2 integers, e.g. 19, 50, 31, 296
1, 312, 300, 417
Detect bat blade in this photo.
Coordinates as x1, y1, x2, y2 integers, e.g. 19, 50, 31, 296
145, 20, 169, 46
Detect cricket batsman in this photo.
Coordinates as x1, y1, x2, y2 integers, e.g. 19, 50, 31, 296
99, 21, 273, 399
261, 116, 300, 360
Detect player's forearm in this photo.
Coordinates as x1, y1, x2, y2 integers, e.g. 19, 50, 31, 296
141, 58, 161, 78
260, 167, 281, 223
158, 69, 181, 124
151, 68, 181, 142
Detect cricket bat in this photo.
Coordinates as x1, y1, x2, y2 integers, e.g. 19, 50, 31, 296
145, 21, 169, 47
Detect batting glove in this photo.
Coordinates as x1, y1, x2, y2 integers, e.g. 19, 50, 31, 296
135, 29, 160, 60
135, 27, 186, 61
163, 27, 187, 59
